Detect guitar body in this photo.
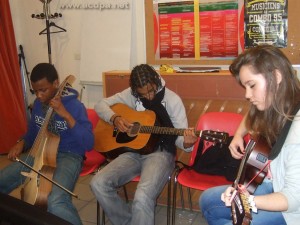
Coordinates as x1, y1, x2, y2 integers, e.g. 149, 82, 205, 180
242, 138, 270, 194
94, 104, 157, 158
21, 131, 60, 209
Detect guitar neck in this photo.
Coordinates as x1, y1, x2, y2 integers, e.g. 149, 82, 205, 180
139, 126, 201, 136
136, 125, 227, 144
234, 139, 256, 185
139, 126, 202, 137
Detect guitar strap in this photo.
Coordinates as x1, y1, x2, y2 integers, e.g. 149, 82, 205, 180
269, 103, 300, 160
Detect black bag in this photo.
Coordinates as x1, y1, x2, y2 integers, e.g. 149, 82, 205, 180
191, 136, 241, 181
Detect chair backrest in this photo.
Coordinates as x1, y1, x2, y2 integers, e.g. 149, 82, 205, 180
189, 112, 243, 166
81, 109, 106, 177
86, 108, 100, 129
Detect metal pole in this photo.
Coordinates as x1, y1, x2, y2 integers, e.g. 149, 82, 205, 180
44, 1, 52, 64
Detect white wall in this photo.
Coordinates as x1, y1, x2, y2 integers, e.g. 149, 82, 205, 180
9, 0, 146, 107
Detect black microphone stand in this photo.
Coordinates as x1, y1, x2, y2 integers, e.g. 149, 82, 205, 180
32, 0, 66, 64
18, 45, 33, 122
18, 45, 33, 94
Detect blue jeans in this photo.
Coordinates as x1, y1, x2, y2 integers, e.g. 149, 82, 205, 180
199, 181, 287, 225
90, 149, 175, 225
0, 152, 83, 225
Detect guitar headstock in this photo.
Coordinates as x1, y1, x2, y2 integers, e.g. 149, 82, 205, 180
201, 130, 229, 145
57, 75, 76, 97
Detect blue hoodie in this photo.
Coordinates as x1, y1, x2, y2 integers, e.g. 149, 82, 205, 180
23, 88, 94, 157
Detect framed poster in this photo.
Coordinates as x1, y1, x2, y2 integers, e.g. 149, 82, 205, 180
145, 0, 300, 65
244, 0, 288, 48
149, 0, 244, 65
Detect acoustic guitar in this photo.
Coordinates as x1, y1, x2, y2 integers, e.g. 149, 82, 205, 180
231, 138, 270, 225
94, 104, 229, 159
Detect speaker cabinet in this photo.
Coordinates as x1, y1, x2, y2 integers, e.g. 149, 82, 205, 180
0, 193, 71, 225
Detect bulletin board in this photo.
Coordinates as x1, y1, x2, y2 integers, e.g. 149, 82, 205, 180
145, 0, 300, 65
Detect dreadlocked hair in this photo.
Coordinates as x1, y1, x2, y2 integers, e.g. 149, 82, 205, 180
130, 64, 162, 98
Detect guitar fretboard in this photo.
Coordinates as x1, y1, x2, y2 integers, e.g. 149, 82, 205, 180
136, 126, 227, 144
140, 126, 202, 136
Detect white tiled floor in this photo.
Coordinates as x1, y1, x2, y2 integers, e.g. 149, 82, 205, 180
74, 174, 208, 225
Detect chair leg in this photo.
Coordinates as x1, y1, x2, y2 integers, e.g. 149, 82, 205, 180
96, 201, 106, 225
96, 201, 100, 225
101, 209, 105, 225
167, 174, 172, 225
187, 187, 193, 211
171, 166, 180, 225
179, 183, 185, 210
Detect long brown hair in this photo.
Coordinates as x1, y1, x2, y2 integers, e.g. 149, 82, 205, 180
229, 45, 300, 146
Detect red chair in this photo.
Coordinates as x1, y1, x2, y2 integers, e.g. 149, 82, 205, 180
81, 109, 107, 176
171, 112, 244, 224
80, 109, 107, 225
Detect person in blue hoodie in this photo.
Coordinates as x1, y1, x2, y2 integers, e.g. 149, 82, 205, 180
0, 63, 94, 225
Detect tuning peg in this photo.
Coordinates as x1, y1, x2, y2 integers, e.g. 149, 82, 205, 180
31, 12, 62, 19
50, 12, 62, 18
54, 13, 62, 17
31, 13, 45, 19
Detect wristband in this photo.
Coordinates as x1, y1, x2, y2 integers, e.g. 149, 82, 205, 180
112, 115, 121, 126
248, 195, 258, 213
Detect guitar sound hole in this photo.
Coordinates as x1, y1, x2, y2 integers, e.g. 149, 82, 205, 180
116, 122, 141, 143
127, 122, 141, 137
116, 132, 137, 143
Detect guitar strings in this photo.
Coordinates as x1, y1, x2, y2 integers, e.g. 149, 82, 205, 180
245, 160, 271, 189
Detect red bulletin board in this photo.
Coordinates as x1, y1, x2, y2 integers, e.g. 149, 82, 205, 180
145, 0, 300, 65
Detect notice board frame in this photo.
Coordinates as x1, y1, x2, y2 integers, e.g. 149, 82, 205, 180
145, 0, 300, 66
